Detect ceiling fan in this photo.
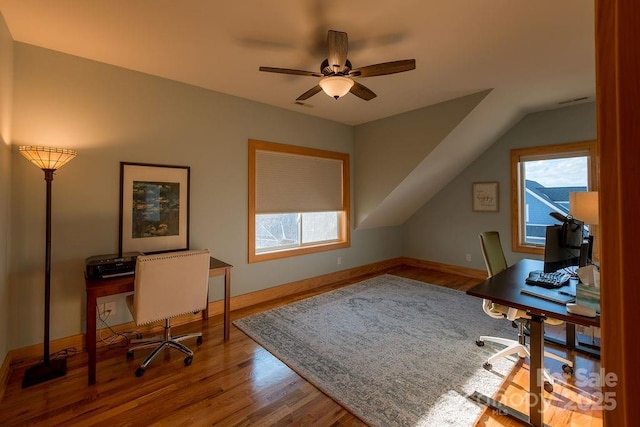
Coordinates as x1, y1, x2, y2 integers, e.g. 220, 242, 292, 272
259, 30, 416, 101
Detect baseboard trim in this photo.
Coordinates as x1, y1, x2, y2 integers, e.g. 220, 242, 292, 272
223, 257, 406, 314
0, 256, 482, 392
400, 257, 487, 280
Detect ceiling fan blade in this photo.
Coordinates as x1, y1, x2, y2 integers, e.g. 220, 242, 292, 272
350, 81, 377, 101
327, 30, 348, 73
259, 66, 323, 77
349, 59, 416, 77
296, 85, 323, 101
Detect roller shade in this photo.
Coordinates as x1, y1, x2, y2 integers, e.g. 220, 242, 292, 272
255, 150, 343, 214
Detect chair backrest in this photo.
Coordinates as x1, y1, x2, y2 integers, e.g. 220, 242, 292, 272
479, 231, 508, 277
132, 249, 210, 325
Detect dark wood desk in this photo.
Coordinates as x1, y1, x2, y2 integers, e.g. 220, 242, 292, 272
85, 257, 232, 386
466, 259, 600, 427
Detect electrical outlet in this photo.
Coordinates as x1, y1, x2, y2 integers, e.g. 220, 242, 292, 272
465, 254, 472, 262
337, 257, 342, 265
104, 301, 116, 315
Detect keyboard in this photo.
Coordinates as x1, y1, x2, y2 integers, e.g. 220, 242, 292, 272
525, 270, 571, 289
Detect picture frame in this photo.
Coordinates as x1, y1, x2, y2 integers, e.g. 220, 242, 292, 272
472, 181, 499, 212
119, 162, 190, 255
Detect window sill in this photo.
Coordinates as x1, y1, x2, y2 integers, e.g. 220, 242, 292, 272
249, 240, 350, 263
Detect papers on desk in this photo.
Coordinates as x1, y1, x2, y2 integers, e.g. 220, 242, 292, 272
521, 286, 576, 305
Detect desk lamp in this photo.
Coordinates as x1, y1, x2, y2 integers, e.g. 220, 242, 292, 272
19, 145, 77, 388
569, 191, 599, 264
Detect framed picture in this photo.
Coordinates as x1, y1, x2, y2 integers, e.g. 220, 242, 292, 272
472, 181, 499, 212
119, 162, 190, 254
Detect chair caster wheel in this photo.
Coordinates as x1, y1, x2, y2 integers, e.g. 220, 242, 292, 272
135, 367, 145, 377
184, 356, 193, 366
196, 336, 203, 345
126, 351, 134, 360
562, 364, 574, 375
544, 381, 553, 393
483, 362, 492, 370
475, 340, 485, 347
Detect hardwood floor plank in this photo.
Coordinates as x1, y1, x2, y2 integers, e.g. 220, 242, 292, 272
0, 267, 601, 426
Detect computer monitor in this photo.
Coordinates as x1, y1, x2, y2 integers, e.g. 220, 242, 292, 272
543, 220, 584, 273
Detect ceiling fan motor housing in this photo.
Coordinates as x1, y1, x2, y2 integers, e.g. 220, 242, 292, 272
321, 59, 352, 76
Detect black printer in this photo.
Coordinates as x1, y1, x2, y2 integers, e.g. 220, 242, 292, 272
85, 252, 143, 279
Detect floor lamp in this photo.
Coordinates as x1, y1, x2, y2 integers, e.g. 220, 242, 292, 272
19, 145, 77, 388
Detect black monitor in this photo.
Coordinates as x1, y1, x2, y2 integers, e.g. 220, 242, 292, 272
543, 220, 584, 273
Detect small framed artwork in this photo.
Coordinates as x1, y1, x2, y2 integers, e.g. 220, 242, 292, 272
119, 162, 190, 255
472, 181, 499, 212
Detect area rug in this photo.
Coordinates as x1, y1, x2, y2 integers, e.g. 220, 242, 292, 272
233, 274, 517, 426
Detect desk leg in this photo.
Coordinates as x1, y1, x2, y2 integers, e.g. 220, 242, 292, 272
86, 291, 97, 386
528, 315, 545, 427
202, 293, 209, 320
470, 315, 548, 427
565, 323, 576, 350
223, 268, 230, 340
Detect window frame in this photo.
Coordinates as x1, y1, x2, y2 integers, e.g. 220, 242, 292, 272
510, 140, 597, 254
248, 139, 350, 263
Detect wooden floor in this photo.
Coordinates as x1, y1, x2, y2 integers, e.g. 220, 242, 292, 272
0, 266, 603, 426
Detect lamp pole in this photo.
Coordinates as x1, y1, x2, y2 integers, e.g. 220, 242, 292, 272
19, 146, 77, 388
43, 169, 54, 364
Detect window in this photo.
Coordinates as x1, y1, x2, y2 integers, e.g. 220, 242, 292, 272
248, 140, 350, 262
510, 141, 596, 254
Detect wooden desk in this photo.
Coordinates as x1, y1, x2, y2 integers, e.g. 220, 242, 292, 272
85, 257, 232, 385
466, 259, 599, 427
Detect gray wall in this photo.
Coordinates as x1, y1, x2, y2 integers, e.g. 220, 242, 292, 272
1, 37, 597, 356
7, 43, 402, 349
403, 102, 597, 270
0, 13, 12, 364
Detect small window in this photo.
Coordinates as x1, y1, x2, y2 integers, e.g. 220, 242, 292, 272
248, 140, 350, 262
510, 141, 596, 254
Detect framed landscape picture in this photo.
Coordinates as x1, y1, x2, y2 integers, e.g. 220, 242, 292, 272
119, 162, 190, 254
472, 181, 499, 212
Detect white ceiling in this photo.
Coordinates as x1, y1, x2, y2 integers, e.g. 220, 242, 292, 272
0, 0, 595, 126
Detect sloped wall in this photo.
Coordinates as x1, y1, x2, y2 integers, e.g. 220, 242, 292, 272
403, 102, 596, 270
354, 90, 491, 228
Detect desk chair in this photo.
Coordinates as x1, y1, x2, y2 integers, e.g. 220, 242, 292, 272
126, 249, 210, 377
476, 232, 573, 392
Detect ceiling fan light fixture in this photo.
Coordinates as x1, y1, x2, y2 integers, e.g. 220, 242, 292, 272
319, 76, 354, 99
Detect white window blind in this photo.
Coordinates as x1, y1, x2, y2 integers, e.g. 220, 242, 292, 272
255, 150, 344, 214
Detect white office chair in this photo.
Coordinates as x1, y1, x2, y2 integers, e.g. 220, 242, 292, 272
126, 249, 210, 377
476, 232, 573, 392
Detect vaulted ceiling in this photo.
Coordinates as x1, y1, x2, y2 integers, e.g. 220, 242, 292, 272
0, 0, 594, 126
0, 0, 595, 228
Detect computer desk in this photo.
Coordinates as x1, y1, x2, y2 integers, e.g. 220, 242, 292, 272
466, 258, 600, 427
84, 256, 232, 386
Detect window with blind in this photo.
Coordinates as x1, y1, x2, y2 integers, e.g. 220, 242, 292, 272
248, 139, 350, 262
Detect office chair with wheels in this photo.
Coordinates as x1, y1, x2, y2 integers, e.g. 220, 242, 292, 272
126, 249, 210, 377
476, 232, 573, 392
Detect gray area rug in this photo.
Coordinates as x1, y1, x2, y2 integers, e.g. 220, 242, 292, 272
233, 274, 517, 426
